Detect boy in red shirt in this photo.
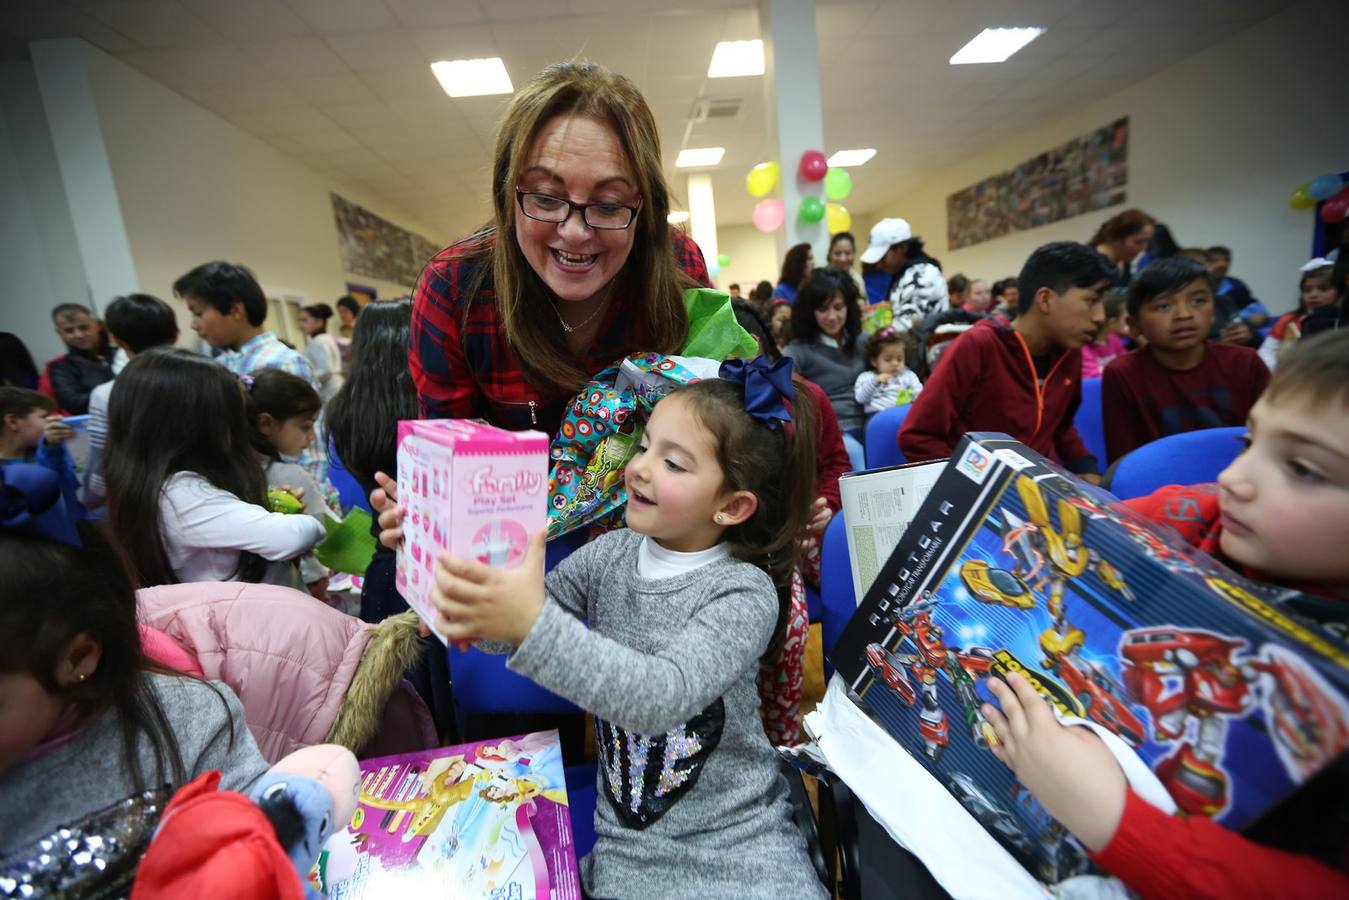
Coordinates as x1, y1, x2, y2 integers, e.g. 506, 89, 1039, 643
899, 242, 1112, 482
981, 330, 1349, 899
1102, 256, 1269, 463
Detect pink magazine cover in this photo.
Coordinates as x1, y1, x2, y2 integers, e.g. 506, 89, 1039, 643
317, 730, 581, 899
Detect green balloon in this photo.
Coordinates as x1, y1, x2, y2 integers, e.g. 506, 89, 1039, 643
717, 252, 731, 267
800, 196, 826, 223
824, 167, 853, 201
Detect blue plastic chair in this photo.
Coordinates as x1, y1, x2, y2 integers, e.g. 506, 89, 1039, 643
326, 441, 372, 513
1108, 427, 1246, 500
863, 404, 911, 470
819, 514, 858, 677
1074, 377, 1106, 468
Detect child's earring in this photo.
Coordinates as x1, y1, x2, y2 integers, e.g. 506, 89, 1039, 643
715, 513, 726, 524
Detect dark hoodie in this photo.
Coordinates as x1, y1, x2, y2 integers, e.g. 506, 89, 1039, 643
898, 317, 1097, 473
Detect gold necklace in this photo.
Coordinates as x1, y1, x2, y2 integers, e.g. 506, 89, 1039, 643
554, 296, 609, 334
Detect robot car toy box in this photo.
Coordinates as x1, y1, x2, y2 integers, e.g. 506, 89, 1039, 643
828, 433, 1349, 883
395, 419, 548, 643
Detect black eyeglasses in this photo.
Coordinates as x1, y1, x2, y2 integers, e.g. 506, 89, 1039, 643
515, 189, 642, 230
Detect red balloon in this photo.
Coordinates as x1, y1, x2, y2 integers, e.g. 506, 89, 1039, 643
1321, 190, 1349, 224
798, 150, 828, 181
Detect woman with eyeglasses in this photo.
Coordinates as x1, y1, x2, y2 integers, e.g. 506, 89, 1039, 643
406, 60, 710, 436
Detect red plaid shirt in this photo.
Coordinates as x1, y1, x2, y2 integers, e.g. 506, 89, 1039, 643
410, 230, 710, 436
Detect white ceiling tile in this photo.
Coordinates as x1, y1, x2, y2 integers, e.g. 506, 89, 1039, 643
178, 0, 310, 43
293, 128, 365, 152
243, 37, 352, 79
383, 0, 486, 28
288, 72, 381, 105
360, 65, 447, 104
480, 0, 567, 22
264, 134, 306, 155
255, 106, 341, 134
320, 101, 407, 132
3, 3, 140, 52
284, 0, 401, 34
191, 79, 307, 113
152, 45, 272, 87
82, 0, 220, 49
323, 29, 421, 71
408, 24, 498, 62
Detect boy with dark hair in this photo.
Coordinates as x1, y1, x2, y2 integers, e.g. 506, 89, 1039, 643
42, 303, 114, 414
982, 330, 1349, 898
1101, 256, 1269, 463
82, 294, 181, 510
0, 386, 81, 515
173, 261, 315, 388
899, 241, 1112, 481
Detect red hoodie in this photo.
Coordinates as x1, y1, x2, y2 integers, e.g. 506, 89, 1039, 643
898, 318, 1097, 473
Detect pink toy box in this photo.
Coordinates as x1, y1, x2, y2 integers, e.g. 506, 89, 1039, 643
395, 419, 549, 642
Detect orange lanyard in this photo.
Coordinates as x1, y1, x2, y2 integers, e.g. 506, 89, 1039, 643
1012, 331, 1070, 440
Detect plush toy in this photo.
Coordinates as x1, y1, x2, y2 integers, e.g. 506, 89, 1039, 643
131, 744, 360, 900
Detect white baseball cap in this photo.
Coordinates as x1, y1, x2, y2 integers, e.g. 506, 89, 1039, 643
859, 218, 913, 265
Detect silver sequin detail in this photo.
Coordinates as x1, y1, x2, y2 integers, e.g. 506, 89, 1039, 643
1, 786, 169, 899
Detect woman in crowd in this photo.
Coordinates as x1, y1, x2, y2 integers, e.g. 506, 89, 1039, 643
407, 60, 709, 438
772, 243, 814, 304
1090, 208, 1156, 288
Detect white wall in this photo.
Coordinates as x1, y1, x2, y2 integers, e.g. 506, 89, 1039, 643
715, 224, 782, 293
866, 0, 1349, 315
6, 41, 445, 358
73, 40, 444, 327
0, 60, 89, 363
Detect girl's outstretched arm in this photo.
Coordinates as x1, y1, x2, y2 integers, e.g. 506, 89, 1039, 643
433, 536, 776, 736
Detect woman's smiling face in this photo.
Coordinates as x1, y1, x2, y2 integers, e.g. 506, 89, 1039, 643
513, 113, 640, 306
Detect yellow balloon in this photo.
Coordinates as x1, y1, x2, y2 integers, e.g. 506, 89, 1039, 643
826, 202, 852, 234
745, 162, 780, 198
1290, 184, 1316, 210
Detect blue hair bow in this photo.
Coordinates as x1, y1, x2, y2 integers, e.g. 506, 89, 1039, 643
0, 464, 81, 547
719, 356, 794, 428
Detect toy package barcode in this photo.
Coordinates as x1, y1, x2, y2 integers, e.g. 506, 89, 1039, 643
828, 433, 1349, 884
395, 419, 548, 642
316, 730, 581, 899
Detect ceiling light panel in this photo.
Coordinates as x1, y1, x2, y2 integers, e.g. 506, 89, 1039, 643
708, 40, 764, 78
430, 58, 513, 97
949, 28, 1045, 65
675, 147, 726, 168
827, 149, 876, 167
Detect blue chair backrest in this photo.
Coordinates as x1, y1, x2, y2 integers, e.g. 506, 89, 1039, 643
1108, 427, 1246, 500
1074, 377, 1106, 468
819, 514, 858, 676
864, 404, 911, 470
326, 441, 372, 513
446, 530, 589, 717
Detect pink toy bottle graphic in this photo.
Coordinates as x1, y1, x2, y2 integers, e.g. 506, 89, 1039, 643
394, 419, 548, 642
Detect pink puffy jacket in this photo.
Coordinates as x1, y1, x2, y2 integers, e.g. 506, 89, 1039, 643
137, 582, 385, 763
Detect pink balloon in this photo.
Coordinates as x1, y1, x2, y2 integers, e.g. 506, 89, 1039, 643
798, 150, 828, 181
1321, 188, 1349, 224
752, 198, 786, 232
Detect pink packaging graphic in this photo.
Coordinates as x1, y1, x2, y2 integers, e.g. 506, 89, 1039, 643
395, 419, 549, 642
316, 730, 581, 899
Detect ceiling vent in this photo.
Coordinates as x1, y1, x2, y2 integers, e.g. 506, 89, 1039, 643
691, 97, 743, 123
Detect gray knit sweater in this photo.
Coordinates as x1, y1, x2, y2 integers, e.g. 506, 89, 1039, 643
501, 529, 826, 900
784, 334, 869, 432
0, 674, 268, 895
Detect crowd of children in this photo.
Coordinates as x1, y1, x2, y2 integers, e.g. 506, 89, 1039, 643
1, 208, 1346, 899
